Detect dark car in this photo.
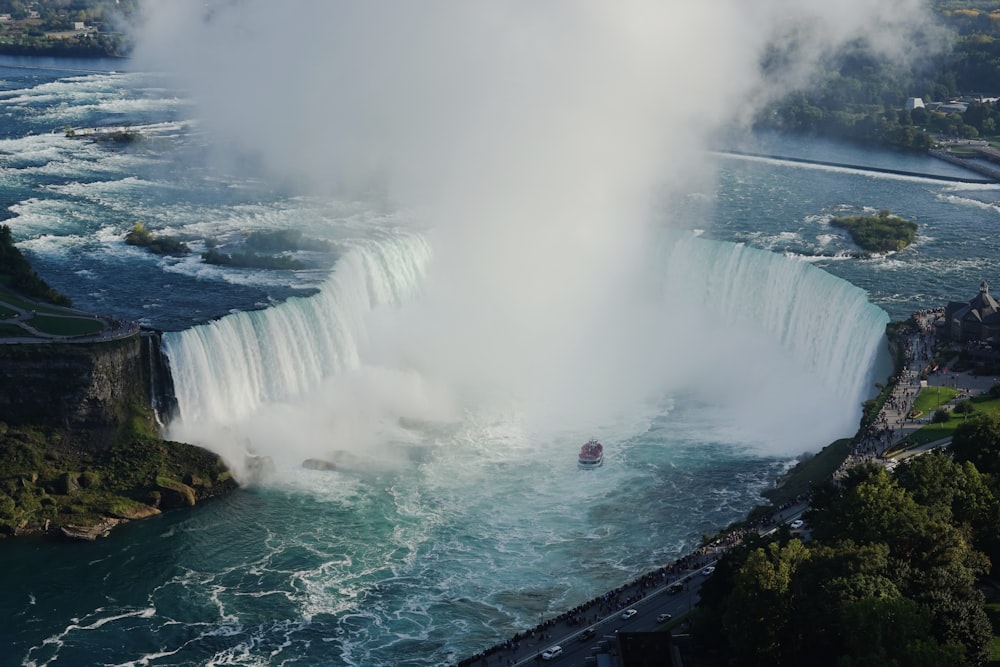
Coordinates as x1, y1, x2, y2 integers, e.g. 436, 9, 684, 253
666, 582, 683, 595
579, 628, 597, 642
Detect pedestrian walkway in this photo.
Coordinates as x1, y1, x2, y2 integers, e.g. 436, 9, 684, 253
836, 308, 995, 479
0, 288, 138, 344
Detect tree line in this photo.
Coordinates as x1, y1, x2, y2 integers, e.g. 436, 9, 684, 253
758, 3, 1000, 149
0, 224, 71, 306
689, 412, 1000, 665
0, 0, 137, 58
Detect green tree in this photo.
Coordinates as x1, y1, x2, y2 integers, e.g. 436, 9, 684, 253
951, 411, 1000, 476
905, 562, 992, 666
839, 596, 968, 667
722, 539, 809, 665
893, 450, 963, 520
790, 541, 899, 664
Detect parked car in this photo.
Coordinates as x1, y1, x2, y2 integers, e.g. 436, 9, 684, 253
621, 609, 638, 619
541, 646, 563, 660
656, 613, 672, 623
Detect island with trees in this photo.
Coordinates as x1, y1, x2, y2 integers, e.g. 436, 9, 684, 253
829, 210, 918, 254
124, 221, 190, 256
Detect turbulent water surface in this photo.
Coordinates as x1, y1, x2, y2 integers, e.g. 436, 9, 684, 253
1, 59, 999, 667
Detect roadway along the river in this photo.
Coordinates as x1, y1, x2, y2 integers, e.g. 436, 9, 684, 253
524, 574, 703, 666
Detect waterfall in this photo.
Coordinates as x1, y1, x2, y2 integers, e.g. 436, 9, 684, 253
662, 234, 888, 410
162, 232, 432, 426
162, 229, 888, 449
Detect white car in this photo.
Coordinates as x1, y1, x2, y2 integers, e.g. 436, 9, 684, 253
656, 613, 672, 623
790, 519, 805, 530
621, 608, 638, 619
701, 566, 716, 576
541, 646, 563, 660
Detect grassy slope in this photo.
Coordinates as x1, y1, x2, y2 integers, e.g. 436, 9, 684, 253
0, 405, 235, 535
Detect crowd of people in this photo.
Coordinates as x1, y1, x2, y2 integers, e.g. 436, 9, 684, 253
837, 308, 942, 477
455, 493, 810, 666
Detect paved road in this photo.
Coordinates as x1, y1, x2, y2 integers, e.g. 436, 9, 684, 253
464, 502, 808, 667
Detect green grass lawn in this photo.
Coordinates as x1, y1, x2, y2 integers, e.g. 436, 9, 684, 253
29, 315, 103, 337
896, 392, 1000, 448
0, 322, 29, 337
911, 385, 959, 416
764, 438, 853, 505
0, 291, 71, 317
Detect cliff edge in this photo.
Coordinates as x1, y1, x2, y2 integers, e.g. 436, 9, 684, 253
0, 332, 236, 539
0, 222, 236, 539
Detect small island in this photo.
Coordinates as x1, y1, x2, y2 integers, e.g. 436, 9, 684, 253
829, 210, 917, 253
201, 247, 305, 270
199, 229, 333, 270
125, 221, 190, 256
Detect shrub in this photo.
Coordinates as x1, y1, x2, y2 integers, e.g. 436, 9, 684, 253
953, 399, 976, 414
932, 408, 951, 423
80, 470, 100, 489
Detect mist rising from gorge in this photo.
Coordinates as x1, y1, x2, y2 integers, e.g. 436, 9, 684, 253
132, 2, 933, 465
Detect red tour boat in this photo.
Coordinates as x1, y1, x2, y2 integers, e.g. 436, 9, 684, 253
578, 439, 604, 469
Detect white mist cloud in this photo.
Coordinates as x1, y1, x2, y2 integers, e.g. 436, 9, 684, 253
136, 1, 934, 458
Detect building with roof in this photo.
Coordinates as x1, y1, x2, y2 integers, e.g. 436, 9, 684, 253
944, 280, 1000, 343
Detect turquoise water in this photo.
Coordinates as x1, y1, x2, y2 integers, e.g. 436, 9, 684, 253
0, 58, 998, 666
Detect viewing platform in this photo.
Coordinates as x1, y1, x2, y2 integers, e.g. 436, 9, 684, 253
0, 286, 139, 344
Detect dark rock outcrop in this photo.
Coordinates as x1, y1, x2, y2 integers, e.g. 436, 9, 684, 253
0, 331, 238, 539
0, 335, 146, 450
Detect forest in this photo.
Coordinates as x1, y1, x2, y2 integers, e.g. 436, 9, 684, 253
0, 0, 137, 57
689, 413, 1000, 665
758, 2, 1000, 149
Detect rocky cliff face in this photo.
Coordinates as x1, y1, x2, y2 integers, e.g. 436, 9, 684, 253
0, 335, 146, 448
0, 333, 237, 539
